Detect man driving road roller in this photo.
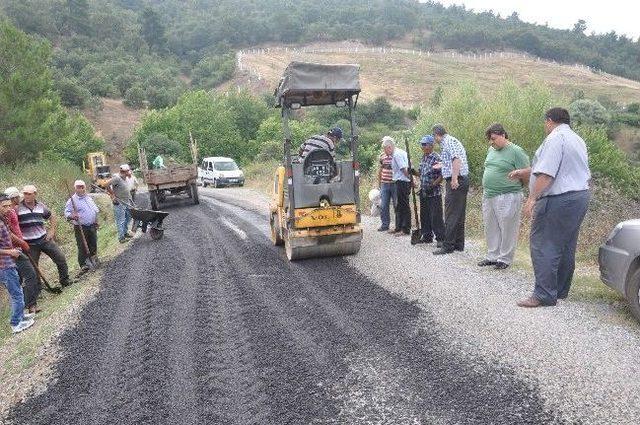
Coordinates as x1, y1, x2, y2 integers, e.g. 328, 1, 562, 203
298, 127, 343, 159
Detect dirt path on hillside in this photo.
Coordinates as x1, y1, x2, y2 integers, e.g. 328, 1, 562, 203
6, 189, 558, 424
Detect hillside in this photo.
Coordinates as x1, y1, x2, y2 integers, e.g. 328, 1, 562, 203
224, 42, 640, 107
83, 99, 143, 166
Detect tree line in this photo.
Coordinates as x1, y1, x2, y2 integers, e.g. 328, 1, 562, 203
1, 0, 639, 112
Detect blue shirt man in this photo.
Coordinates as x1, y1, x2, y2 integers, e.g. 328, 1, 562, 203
418, 138, 442, 198
416, 135, 445, 244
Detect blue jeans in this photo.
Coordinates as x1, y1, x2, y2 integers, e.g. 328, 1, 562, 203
113, 203, 131, 240
1, 267, 25, 326
531, 190, 590, 305
379, 182, 398, 230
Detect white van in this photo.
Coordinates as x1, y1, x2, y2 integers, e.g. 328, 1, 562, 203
198, 157, 245, 188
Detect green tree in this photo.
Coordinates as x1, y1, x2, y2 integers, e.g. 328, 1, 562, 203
63, 0, 91, 35
0, 19, 101, 164
139, 6, 166, 51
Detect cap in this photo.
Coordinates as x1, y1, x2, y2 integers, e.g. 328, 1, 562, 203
328, 127, 343, 139
381, 136, 395, 147
420, 135, 435, 146
119, 164, 131, 172
4, 187, 20, 199
22, 185, 37, 194
74, 180, 86, 187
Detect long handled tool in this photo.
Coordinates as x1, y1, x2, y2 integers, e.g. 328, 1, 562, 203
24, 252, 63, 294
66, 182, 98, 270
90, 183, 135, 209
404, 135, 422, 245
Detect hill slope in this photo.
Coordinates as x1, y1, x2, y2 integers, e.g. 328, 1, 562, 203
224, 42, 640, 107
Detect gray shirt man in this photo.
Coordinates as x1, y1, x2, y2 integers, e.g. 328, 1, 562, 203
529, 124, 591, 197
108, 174, 132, 204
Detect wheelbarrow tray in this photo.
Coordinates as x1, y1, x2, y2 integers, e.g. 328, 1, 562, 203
130, 208, 169, 224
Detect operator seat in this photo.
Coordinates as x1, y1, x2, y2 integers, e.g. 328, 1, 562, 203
303, 149, 337, 184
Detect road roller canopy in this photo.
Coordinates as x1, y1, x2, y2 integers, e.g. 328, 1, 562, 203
275, 62, 360, 108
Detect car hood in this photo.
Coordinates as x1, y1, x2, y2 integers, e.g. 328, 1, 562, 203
218, 170, 243, 178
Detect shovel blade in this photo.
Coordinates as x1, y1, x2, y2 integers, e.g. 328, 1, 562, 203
410, 229, 421, 245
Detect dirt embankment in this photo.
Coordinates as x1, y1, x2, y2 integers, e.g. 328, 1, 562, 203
83, 98, 143, 167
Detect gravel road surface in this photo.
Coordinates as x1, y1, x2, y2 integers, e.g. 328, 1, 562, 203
7, 188, 639, 424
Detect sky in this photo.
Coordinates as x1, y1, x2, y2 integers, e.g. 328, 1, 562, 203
435, 0, 640, 40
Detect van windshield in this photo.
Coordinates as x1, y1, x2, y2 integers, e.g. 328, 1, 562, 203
214, 161, 238, 171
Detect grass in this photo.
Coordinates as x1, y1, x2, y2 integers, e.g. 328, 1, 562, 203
238, 42, 640, 107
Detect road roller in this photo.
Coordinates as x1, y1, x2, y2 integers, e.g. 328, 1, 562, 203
270, 61, 363, 261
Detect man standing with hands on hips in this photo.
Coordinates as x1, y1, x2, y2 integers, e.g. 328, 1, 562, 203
511, 107, 591, 308
431, 125, 470, 255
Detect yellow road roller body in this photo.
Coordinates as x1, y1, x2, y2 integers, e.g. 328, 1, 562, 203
270, 166, 362, 261
270, 62, 363, 261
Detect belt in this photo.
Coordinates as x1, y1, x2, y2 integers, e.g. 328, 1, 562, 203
539, 189, 589, 200
444, 175, 467, 181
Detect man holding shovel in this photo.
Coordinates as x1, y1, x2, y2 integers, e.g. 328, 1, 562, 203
64, 180, 99, 274
107, 165, 134, 243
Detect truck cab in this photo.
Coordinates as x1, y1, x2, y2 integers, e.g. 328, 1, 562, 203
199, 157, 245, 188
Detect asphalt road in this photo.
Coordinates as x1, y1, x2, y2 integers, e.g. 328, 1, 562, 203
8, 189, 560, 424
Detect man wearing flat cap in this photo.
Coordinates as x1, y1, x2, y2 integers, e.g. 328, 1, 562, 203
17, 185, 73, 287
64, 180, 100, 272
107, 164, 134, 243
414, 135, 445, 245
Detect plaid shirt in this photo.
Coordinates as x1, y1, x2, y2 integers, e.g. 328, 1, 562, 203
419, 152, 442, 197
0, 221, 15, 270
440, 134, 469, 178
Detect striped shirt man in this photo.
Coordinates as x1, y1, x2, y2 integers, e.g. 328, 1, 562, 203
299, 135, 336, 159
379, 153, 393, 183
17, 201, 51, 243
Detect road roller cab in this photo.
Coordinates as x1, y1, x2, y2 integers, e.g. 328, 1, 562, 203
270, 62, 363, 260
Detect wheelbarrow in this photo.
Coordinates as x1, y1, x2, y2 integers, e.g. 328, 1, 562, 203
130, 208, 169, 240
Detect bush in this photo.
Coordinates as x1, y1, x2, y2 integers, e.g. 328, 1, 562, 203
123, 84, 146, 108
55, 75, 91, 107
569, 99, 611, 127
414, 81, 640, 198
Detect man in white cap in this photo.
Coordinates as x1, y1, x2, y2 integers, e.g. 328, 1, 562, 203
17, 184, 72, 287
107, 165, 134, 243
64, 180, 100, 273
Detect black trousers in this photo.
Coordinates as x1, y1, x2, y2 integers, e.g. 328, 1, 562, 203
443, 177, 469, 251
16, 253, 40, 308
395, 180, 412, 232
74, 224, 98, 267
420, 193, 445, 242
29, 239, 70, 284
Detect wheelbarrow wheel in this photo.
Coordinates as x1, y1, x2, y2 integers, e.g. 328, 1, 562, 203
149, 227, 164, 240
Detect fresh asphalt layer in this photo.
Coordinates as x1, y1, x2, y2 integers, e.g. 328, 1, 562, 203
7, 189, 563, 424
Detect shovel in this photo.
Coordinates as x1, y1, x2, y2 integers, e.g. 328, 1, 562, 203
404, 135, 422, 245
24, 252, 63, 294
66, 182, 98, 271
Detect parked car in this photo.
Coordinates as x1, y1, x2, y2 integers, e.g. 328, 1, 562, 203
598, 219, 640, 321
198, 157, 245, 188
